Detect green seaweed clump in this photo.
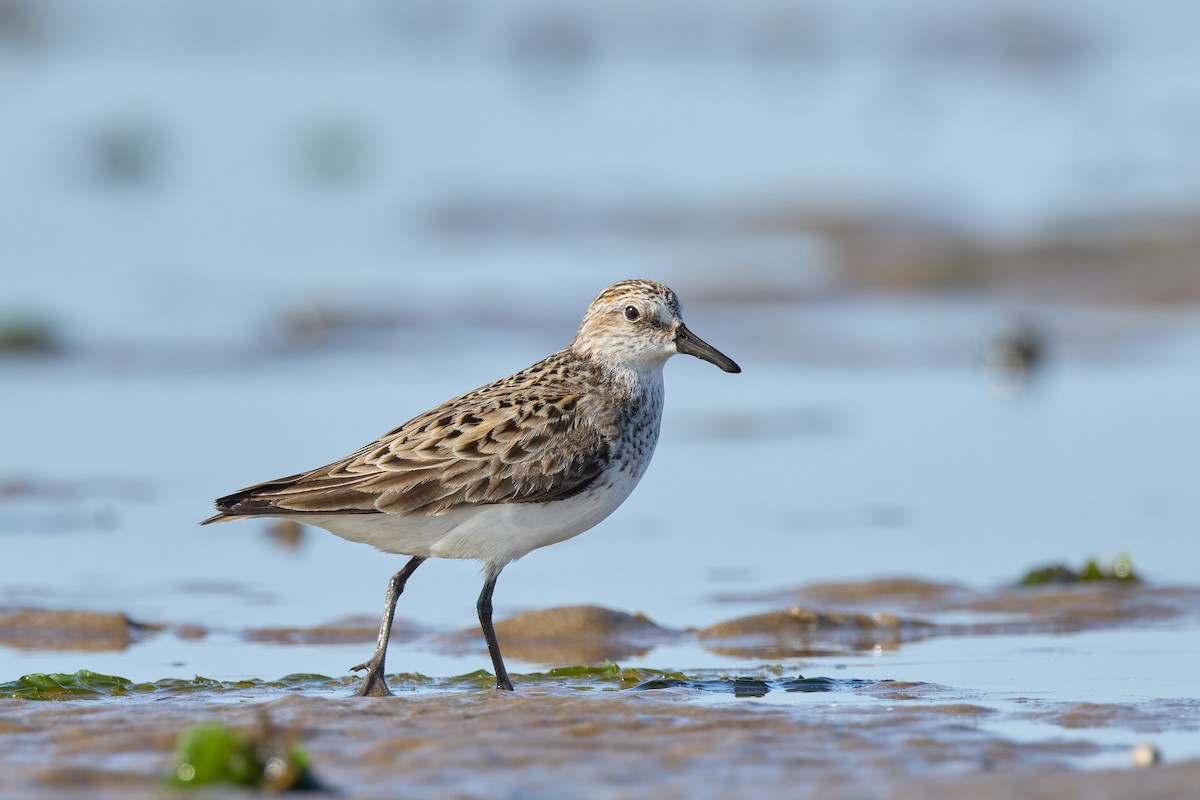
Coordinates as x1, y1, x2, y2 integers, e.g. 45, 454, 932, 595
0, 670, 135, 699
0, 670, 356, 700
1019, 554, 1140, 586
482, 661, 688, 691
168, 718, 321, 791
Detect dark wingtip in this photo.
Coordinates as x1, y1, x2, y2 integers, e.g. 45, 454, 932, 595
202, 489, 259, 525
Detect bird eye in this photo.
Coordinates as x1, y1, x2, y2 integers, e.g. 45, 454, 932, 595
623, 306, 641, 321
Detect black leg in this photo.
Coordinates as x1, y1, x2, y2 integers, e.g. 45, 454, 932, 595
351, 556, 426, 697
477, 569, 513, 691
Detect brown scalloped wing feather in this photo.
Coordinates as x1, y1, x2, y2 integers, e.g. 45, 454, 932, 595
208, 389, 610, 520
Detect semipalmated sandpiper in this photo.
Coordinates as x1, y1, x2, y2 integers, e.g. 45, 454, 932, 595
202, 279, 740, 696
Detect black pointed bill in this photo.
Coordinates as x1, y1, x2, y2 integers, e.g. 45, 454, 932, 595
675, 324, 741, 373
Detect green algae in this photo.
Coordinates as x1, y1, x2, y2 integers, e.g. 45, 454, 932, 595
0, 670, 135, 699
2, 664, 874, 700
168, 721, 321, 791
514, 660, 688, 689
1019, 554, 1140, 586
0, 671, 360, 700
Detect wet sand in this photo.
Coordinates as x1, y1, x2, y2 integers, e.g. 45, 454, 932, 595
3, 579, 1198, 797
3, 686, 1199, 799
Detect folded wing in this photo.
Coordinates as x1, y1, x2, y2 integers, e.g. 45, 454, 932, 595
205, 392, 610, 522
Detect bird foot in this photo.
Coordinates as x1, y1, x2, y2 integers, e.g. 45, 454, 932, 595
354, 669, 392, 697
350, 655, 392, 696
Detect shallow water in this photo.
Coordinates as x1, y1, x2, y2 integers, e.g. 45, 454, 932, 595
4, 303, 1200, 636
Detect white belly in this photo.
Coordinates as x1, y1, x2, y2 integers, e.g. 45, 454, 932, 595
293, 459, 646, 570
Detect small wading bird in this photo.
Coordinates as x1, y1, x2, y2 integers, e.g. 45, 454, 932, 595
202, 280, 740, 696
